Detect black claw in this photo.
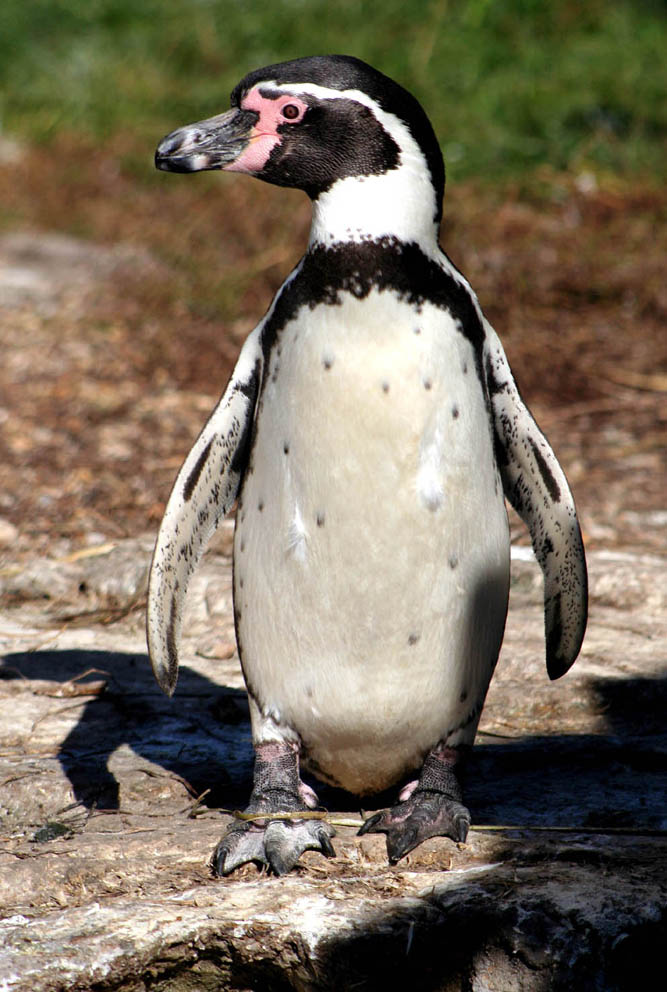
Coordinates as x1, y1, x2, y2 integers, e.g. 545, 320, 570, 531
319, 829, 336, 858
387, 825, 419, 864
454, 814, 470, 843
358, 812, 383, 836
267, 852, 294, 876
210, 839, 231, 876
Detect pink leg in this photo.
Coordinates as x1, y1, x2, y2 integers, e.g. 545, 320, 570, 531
211, 741, 335, 876
359, 742, 470, 863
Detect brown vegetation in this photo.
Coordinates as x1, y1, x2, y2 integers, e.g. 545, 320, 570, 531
0, 136, 665, 560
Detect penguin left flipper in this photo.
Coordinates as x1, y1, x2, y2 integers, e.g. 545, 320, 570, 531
146, 327, 263, 696
483, 322, 588, 680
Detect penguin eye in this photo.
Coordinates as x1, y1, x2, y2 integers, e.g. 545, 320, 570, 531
281, 103, 301, 121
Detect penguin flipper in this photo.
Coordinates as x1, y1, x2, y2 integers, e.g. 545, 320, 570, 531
146, 328, 263, 696
483, 322, 588, 679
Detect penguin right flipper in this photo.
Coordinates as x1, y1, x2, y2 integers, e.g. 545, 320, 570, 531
483, 322, 588, 680
146, 327, 263, 697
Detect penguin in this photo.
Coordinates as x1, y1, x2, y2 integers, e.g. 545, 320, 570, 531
148, 55, 587, 876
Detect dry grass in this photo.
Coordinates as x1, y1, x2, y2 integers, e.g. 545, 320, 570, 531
0, 137, 665, 558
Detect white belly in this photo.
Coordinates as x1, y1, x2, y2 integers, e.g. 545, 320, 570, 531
234, 290, 509, 793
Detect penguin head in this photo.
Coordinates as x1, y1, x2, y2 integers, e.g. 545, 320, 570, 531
156, 56, 445, 237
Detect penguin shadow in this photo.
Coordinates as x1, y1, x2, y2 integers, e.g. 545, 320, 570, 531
2, 648, 665, 989
309, 675, 667, 992
0, 647, 254, 811
467, 671, 667, 832
2, 647, 665, 832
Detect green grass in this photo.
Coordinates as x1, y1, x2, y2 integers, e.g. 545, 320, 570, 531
0, 0, 665, 183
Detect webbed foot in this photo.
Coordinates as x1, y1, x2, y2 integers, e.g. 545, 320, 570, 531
359, 790, 470, 863
358, 742, 470, 864
211, 741, 336, 876
212, 816, 335, 876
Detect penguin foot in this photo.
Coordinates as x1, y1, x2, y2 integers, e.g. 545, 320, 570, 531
358, 789, 470, 863
212, 817, 335, 876
358, 741, 470, 863
211, 739, 336, 876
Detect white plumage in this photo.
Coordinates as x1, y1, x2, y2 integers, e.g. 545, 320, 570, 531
148, 55, 587, 874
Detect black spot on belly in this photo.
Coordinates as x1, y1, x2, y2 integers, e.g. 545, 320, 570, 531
449, 554, 459, 569
462, 361, 468, 374
414, 326, 421, 335
381, 381, 390, 393
423, 378, 432, 390
452, 404, 459, 419
408, 632, 420, 646
459, 689, 468, 703
323, 357, 333, 370
258, 500, 264, 512
183, 437, 213, 502
283, 442, 290, 455
316, 512, 325, 527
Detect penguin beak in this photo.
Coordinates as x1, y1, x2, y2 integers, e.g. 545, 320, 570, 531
155, 108, 259, 173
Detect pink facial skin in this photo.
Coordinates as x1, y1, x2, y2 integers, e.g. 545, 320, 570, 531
225, 88, 308, 174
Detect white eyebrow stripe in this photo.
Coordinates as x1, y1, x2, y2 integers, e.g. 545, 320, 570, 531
261, 81, 425, 165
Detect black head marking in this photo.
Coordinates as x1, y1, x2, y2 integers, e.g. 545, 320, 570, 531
231, 55, 445, 221
256, 93, 400, 199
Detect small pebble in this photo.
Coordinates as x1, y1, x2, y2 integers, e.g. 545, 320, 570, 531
0, 518, 18, 547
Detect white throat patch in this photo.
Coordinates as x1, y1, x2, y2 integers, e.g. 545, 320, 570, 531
266, 80, 440, 248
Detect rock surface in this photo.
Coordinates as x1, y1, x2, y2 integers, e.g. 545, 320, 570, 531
0, 535, 665, 991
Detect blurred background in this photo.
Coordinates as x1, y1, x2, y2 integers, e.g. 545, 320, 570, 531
0, 0, 665, 559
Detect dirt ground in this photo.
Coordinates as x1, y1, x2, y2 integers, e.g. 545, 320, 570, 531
0, 137, 665, 566
0, 139, 665, 990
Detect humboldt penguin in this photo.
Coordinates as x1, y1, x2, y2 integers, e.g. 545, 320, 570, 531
148, 55, 587, 875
